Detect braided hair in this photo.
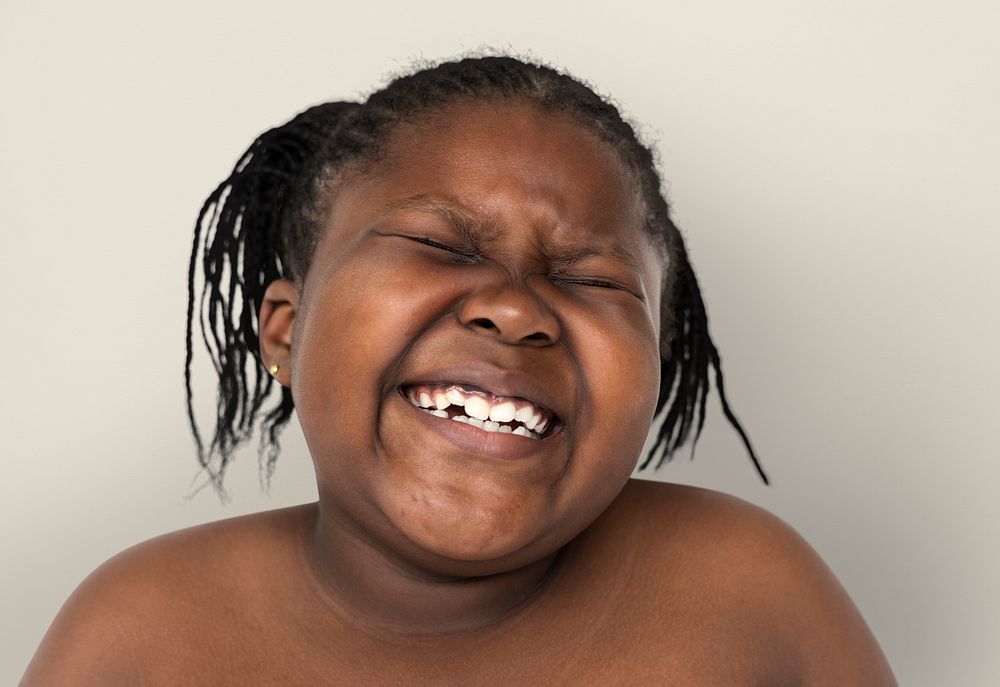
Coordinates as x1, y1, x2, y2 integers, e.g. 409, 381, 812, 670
185, 55, 768, 495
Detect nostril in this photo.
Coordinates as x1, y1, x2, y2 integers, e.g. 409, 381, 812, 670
470, 317, 496, 331
524, 332, 550, 342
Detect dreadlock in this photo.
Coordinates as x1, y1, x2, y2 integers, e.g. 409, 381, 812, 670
185, 54, 768, 494
185, 102, 359, 494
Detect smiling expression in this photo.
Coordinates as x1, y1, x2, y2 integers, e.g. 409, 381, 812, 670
284, 99, 665, 573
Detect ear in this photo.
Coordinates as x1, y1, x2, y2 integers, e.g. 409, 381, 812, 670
259, 279, 300, 387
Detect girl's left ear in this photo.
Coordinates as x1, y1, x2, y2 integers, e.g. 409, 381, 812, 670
259, 278, 300, 386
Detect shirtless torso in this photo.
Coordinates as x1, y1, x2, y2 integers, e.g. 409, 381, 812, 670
21, 480, 896, 686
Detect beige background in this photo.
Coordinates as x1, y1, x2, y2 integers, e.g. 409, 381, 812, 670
3, 1, 998, 684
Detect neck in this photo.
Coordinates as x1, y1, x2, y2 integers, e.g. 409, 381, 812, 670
304, 502, 563, 638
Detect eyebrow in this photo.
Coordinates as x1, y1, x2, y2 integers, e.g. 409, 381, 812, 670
381, 194, 641, 272
546, 244, 641, 273
381, 195, 499, 246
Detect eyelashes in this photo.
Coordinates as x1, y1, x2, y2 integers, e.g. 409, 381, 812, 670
405, 235, 631, 293
553, 277, 622, 290
408, 236, 479, 263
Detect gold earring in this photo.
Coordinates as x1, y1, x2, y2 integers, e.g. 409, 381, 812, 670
269, 363, 280, 376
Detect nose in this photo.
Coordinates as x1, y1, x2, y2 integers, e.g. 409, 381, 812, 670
457, 281, 560, 346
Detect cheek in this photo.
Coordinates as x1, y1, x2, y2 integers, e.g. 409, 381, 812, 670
290, 247, 461, 465
562, 294, 662, 461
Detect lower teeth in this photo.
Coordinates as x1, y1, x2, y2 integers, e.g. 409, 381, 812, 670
420, 408, 540, 440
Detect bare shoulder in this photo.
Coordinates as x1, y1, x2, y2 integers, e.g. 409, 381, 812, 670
605, 480, 897, 685
20, 503, 316, 686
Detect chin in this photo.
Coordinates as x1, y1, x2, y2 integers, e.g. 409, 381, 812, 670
377, 478, 556, 568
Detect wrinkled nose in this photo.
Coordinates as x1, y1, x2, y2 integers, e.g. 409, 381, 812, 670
457, 283, 560, 346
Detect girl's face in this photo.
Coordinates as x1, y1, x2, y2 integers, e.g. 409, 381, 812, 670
285, 100, 664, 573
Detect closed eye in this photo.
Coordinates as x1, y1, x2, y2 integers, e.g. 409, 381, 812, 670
407, 236, 478, 263
552, 274, 645, 300
554, 275, 624, 289
573, 278, 620, 288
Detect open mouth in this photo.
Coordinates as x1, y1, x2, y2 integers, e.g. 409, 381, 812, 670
400, 383, 560, 440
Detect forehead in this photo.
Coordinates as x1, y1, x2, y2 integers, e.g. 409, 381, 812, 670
351, 99, 650, 251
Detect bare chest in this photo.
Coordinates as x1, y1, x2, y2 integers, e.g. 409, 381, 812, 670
135, 581, 790, 687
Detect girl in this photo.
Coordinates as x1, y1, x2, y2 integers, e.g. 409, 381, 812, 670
22, 55, 895, 685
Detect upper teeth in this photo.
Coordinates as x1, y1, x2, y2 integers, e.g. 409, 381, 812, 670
404, 383, 554, 438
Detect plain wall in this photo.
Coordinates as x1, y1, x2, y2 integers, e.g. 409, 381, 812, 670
3, 1, 998, 684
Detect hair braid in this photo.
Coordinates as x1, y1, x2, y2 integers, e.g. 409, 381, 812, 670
643, 251, 768, 484
185, 102, 357, 494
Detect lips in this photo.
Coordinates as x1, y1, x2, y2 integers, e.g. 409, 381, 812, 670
402, 382, 557, 439
396, 363, 567, 443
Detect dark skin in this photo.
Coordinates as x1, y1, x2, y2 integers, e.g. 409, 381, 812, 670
22, 101, 896, 685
